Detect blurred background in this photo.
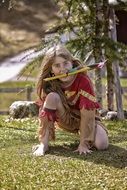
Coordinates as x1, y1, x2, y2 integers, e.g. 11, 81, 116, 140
0, 0, 58, 114
0, 0, 127, 115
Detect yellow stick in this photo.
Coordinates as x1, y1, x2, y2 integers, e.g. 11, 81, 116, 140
43, 66, 90, 81
43, 60, 107, 82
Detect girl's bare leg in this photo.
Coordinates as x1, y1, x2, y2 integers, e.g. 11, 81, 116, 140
94, 124, 109, 150
33, 121, 50, 156
33, 92, 65, 156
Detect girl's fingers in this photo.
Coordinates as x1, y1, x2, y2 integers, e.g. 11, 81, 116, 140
73, 148, 92, 155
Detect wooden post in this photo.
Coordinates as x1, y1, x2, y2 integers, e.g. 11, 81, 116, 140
26, 87, 32, 101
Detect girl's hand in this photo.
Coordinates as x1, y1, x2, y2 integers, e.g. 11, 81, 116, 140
74, 144, 92, 155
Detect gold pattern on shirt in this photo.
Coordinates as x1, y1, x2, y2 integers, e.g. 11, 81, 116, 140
65, 91, 76, 98
72, 89, 96, 104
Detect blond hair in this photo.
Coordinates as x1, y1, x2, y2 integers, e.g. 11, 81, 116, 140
37, 45, 82, 111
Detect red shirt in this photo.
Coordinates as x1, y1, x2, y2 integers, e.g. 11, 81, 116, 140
63, 73, 100, 110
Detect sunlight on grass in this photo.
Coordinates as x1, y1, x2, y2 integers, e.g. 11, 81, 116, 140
0, 116, 127, 190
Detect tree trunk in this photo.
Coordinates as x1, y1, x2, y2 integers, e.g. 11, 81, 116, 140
94, 0, 103, 106
106, 62, 114, 110
103, 0, 114, 111
109, 8, 124, 119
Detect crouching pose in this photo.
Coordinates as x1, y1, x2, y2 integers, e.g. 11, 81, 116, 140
33, 45, 108, 156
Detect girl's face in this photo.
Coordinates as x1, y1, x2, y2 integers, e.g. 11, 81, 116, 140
51, 56, 74, 83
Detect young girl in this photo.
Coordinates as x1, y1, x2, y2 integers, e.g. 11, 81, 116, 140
33, 45, 108, 156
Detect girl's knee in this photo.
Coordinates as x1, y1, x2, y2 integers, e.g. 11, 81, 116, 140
46, 92, 60, 100
95, 138, 109, 150
94, 125, 109, 150
46, 92, 61, 103
44, 92, 61, 109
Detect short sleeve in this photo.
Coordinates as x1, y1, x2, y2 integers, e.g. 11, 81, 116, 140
78, 75, 100, 110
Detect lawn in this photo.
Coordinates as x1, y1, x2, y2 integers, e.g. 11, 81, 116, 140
0, 116, 127, 190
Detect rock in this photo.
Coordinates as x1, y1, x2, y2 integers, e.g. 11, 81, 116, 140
105, 111, 118, 120
9, 101, 39, 119
98, 109, 108, 117
104, 110, 127, 120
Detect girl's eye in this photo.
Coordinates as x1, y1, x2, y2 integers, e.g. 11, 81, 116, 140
64, 61, 69, 65
53, 64, 60, 68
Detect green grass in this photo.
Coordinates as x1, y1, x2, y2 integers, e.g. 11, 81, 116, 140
0, 116, 127, 190
102, 77, 127, 87
0, 81, 35, 88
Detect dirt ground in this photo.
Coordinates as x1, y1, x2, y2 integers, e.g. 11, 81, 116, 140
0, 0, 58, 62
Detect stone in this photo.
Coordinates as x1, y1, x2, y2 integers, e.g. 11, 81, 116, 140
9, 101, 39, 119
105, 111, 118, 120
98, 109, 108, 117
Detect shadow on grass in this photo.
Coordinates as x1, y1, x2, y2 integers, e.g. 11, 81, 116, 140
48, 143, 127, 169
